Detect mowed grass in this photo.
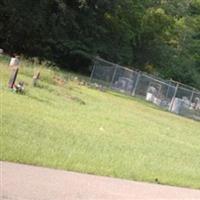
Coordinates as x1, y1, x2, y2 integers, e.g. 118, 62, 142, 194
1, 56, 200, 189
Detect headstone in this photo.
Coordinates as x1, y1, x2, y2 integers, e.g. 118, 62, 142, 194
32, 71, 40, 86
9, 56, 20, 68
182, 96, 190, 109
8, 68, 18, 88
153, 97, 161, 106
146, 86, 157, 102
194, 97, 200, 110
0, 49, 3, 55
170, 98, 184, 114
147, 86, 157, 96
146, 92, 154, 102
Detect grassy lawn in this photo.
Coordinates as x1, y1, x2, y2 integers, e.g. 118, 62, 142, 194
1, 56, 200, 189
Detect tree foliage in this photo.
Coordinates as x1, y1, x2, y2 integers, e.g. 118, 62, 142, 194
0, 0, 199, 88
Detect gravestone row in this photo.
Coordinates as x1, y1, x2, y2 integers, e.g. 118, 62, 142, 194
7, 56, 40, 92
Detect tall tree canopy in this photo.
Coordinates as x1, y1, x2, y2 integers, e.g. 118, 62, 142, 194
0, 0, 199, 88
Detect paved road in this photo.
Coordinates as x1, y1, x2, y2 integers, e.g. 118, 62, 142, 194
1, 161, 200, 200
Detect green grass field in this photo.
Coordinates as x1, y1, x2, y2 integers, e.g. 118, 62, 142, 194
1, 56, 200, 189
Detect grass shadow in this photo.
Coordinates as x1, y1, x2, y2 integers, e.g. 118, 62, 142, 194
27, 93, 52, 105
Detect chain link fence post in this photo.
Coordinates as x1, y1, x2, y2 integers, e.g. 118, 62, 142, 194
169, 82, 179, 112
132, 71, 141, 96
110, 64, 118, 88
190, 88, 194, 103
90, 62, 96, 82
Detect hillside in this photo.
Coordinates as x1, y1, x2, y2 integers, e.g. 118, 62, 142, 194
1, 56, 200, 189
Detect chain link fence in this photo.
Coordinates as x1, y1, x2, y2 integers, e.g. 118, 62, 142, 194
90, 57, 200, 121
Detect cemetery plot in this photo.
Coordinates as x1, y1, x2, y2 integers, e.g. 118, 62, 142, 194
90, 57, 200, 121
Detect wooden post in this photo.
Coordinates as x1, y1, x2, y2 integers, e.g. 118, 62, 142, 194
32, 71, 40, 86
8, 68, 18, 88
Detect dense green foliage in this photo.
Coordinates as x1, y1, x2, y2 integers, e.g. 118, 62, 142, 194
0, 0, 200, 87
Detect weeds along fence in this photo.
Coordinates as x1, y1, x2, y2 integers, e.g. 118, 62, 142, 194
90, 57, 200, 121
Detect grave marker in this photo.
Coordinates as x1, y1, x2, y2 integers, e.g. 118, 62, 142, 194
8, 68, 18, 88
0, 49, 3, 55
9, 56, 20, 68
32, 71, 40, 86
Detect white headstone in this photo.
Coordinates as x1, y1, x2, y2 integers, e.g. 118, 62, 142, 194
146, 92, 154, 102
171, 98, 184, 114
9, 57, 20, 67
